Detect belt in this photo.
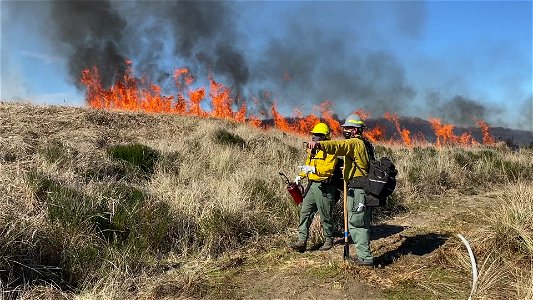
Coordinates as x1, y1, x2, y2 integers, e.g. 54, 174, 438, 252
310, 179, 336, 186
348, 176, 367, 189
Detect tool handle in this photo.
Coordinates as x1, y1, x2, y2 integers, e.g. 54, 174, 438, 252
343, 170, 350, 260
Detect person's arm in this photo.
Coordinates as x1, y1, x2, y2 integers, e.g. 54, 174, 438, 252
313, 140, 352, 157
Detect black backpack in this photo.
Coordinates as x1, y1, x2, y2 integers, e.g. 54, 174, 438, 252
356, 138, 398, 207
364, 157, 398, 207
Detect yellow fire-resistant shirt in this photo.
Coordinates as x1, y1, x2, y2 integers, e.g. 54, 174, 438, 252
318, 135, 370, 180
298, 149, 337, 182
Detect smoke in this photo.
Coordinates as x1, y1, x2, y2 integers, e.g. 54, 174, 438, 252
39, 0, 419, 115
47, 1, 128, 88
247, 3, 418, 118
424, 93, 505, 127
518, 95, 533, 130
3, 1, 528, 130
44, 1, 249, 92
1, 53, 29, 101
164, 1, 249, 91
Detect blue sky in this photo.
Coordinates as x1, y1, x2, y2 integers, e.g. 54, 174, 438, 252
1, 1, 532, 130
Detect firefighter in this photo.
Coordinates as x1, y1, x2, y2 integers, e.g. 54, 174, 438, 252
290, 122, 339, 252
307, 114, 374, 266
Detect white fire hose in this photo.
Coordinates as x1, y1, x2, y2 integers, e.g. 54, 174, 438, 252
457, 234, 478, 300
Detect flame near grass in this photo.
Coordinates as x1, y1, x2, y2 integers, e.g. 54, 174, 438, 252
81, 61, 497, 147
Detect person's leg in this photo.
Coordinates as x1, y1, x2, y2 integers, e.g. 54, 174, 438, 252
347, 188, 373, 263
291, 183, 319, 251
316, 183, 336, 250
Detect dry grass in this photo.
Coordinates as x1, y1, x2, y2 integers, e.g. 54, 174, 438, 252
1, 102, 532, 299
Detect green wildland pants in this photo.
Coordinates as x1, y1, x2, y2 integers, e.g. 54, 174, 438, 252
347, 188, 373, 263
298, 181, 336, 242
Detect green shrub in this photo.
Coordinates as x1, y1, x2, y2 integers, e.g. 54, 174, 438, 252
26, 171, 187, 288
248, 178, 293, 216
158, 151, 182, 175
63, 240, 103, 286
212, 129, 245, 147
93, 183, 177, 253
107, 143, 160, 176
499, 159, 533, 181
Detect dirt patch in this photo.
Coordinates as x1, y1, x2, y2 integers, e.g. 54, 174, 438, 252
204, 248, 386, 300
202, 192, 498, 299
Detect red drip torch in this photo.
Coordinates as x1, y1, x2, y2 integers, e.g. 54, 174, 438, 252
279, 172, 304, 205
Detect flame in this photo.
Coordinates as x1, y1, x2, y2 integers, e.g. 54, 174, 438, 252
477, 120, 496, 145
353, 108, 371, 121
316, 100, 341, 135
384, 112, 412, 146
81, 62, 498, 147
429, 118, 475, 146
364, 125, 385, 143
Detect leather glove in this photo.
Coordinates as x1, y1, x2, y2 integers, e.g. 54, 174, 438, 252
294, 175, 303, 185
298, 165, 316, 174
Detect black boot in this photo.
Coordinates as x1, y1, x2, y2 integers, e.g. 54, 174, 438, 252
319, 239, 333, 251
351, 257, 374, 266
289, 240, 306, 253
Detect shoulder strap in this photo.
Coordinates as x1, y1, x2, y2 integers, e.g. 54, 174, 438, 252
348, 136, 377, 177
355, 136, 376, 161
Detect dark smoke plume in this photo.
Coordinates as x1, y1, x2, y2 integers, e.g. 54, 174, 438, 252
425, 93, 497, 127
44, 1, 249, 93
119, 1, 249, 93
6, 1, 523, 130
48, 0, 128, 88
168, 1, 249, 92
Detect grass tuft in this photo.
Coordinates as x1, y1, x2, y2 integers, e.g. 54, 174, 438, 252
212, 129, 246, 148
107, 143, 160, 176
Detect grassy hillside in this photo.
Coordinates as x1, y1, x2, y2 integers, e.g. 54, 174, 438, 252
1, 102, 532, 299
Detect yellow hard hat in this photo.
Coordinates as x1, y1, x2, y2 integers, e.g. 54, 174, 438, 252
310, 122, 331, 139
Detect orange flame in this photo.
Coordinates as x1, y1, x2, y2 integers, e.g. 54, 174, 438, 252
316, 100, 341, 136
384, 112, 412, 146
353, 108, 371, 121
81, 62, 498, 147
429, 118, 476, 146
364, 125, 385, 143
477, 120, 496, 145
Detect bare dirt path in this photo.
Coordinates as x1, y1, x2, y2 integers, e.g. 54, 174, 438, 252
204, 191, 497, 300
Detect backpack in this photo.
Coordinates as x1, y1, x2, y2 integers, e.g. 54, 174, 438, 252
364, 157, 398, 207
355, 138, 398, 207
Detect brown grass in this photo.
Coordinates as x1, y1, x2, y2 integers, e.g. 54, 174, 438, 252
1, 102, 532, 299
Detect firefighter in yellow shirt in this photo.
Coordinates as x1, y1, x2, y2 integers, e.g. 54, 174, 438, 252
290, 123, 339, 252
307, 114, 374, 266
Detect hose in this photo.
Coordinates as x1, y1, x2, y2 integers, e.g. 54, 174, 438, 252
457, 234, 478, 300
